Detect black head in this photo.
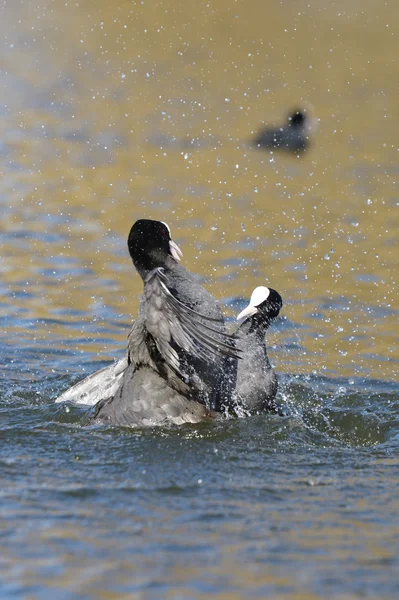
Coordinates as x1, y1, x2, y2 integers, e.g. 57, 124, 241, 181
127, 219, 182, 278
237, 286, 282, 326
258, 288, 283, 320
288, 110, 306, 127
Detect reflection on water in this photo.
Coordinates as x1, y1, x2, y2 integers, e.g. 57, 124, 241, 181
1, 0, 398, 597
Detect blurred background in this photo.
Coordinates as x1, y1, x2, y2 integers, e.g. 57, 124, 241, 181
0, 1, 398, 598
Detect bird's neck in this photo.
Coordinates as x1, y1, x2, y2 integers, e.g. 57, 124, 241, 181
240, 314, 270, 337
132, 250, 170, 280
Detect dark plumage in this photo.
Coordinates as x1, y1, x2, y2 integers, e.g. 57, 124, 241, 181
93, 266, 239, 427
254, 109, 309, 153
233, 286, 283, 415
125, 219, 238, 410
89, 219, 241, 426
93, 364, 214, 427
56, 220, 238, 413
55, 222, 284, 427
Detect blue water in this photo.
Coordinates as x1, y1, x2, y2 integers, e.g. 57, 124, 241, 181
1, 291, 398, 598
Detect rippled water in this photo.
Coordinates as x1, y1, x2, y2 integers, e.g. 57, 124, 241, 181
1, 0, 398, 598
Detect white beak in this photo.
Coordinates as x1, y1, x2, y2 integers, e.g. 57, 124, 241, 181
169, 240, 183, 262
237, 286, 270, 321
236, 303, 258, 321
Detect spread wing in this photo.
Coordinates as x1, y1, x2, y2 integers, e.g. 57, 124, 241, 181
54, 357, 128, 405
128, 267, 240, 385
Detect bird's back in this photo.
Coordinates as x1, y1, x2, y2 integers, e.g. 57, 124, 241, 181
93, 364, 213, 427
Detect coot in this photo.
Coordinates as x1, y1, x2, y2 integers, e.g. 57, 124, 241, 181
125, 219, 237, 410
254, 109, 310, 153
56, 220, 237, 412
233, 286, 283, 414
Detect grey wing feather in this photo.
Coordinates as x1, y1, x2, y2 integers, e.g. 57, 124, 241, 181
157, 269, 239, 355
54, 357, 128, 405
128, 268, 240, 383
127, 313, 160, 369
93, 366, 211, 427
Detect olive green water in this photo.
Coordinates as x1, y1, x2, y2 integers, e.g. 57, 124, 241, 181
0, 1, 398, 598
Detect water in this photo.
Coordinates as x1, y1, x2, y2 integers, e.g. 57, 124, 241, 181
1, 0, 398, 597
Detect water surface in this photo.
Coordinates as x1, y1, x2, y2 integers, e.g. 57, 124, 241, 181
1, 0, 398, 598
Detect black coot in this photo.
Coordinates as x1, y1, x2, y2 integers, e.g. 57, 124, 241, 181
233, 286, 283, 414
125, 219, 237, 410
254, 109, 309, 153
55, 219, 237, 410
